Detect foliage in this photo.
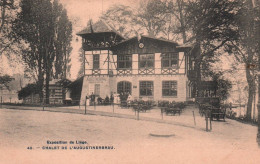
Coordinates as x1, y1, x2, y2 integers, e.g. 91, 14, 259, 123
216, 78, 232, 101
0, 0, 17, 56
13, 0, 72, 103
77, 47, 84, 78
0, 74, 13, 86
18, 83, 39, 100
224, 0, 260, 120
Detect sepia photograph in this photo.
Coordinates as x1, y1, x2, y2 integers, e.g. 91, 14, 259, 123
0, 0, 260, 163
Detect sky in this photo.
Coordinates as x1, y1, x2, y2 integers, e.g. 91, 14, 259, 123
0, 0, 138, 79
59, 0, 138, 79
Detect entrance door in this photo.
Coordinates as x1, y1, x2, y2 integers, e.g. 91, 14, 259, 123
117, 81, 131, 94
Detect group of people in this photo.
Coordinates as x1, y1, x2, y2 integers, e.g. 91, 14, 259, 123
85, 92, 133, 105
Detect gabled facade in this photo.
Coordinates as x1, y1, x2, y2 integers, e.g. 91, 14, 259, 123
77, 20, 194, 105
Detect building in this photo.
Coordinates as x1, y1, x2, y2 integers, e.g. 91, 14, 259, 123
19, 79, 71, 105
76, 20, 195, 105
43, 79, 71, 104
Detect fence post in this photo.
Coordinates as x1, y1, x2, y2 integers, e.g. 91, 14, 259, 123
205, 109, 212, 132
0, 96, 2, 108
112, 102, 114, 113
85, 100, 87, 115
42, 98, 45, 111
193, 111, 196, 126
161, 108, 164, 120
137, 108, 140, 120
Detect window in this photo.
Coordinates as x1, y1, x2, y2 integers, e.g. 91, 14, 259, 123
139, 54, 154, 68
118, 55, 132, 69
162, 81, 177, 96
140, 81, 153, 96
93, 54, 99, 69
50, 89, 55, 97
161, 52, 178, 68
117, 81, 132, 94
94, 84, 100, 96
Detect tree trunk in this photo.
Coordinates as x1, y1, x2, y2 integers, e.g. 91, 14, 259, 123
245, 66, 255, 120
37, 58, 44, 103
257, 51, 260, 147
45, 68, 50, 105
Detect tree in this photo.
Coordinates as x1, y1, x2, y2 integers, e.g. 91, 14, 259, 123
224, 0, 259, 120
53, 0, 72, 79
0, 74, 13, 86
13, 0, 72, 104
102, 0, 174, 39
184, 0, 240, 97
101, 4, 138, 39
0, 0, 15, 56
77, 47, 84, 78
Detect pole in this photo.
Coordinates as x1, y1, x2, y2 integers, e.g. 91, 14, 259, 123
192, 111, 196, 126
0, 96, 2, 108
137, 107, 140, 120
42, 98, 45, 111
112, 102, 114, 113
85, 100, 87, 115
161, 108, 164, 120
206, 116, 208, 132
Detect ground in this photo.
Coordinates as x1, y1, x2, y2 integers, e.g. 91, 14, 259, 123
0, 105, 259, 164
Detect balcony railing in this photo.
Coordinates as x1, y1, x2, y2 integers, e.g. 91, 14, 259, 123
138, 68, 155, 74
117, 69, 132, 75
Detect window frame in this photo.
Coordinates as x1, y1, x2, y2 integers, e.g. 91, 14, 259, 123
117, 54, 132, 69
139, 53, 155, 69
139, 81, 154, 96
93, 54, 100, 69
162, 81, 178, 97
161, 52, 179, 69
117, 81, 132, 94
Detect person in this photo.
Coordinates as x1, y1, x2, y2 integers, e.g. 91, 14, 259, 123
97, 96, 103, 105
110, 93, 114, 104
85, 94, 90, 106
114, 92, 120, 104
127, 93, 133, 104
104, 95, 110, 105
90, 92, 95, 105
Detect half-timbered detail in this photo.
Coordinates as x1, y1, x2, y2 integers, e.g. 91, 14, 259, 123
76, 20, 195, 105
117, 55, 132, 75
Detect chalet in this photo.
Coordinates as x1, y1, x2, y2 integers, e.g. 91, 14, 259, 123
76, 20, 196, 105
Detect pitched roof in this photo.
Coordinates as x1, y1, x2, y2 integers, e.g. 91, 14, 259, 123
76, 20, 124, 39
113, 35, 179, 47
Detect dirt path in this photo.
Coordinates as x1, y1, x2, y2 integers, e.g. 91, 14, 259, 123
0, 107, 259, 164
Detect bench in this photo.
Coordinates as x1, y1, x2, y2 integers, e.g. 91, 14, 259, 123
210, 107, 226, 121
161, 107, 181, 116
